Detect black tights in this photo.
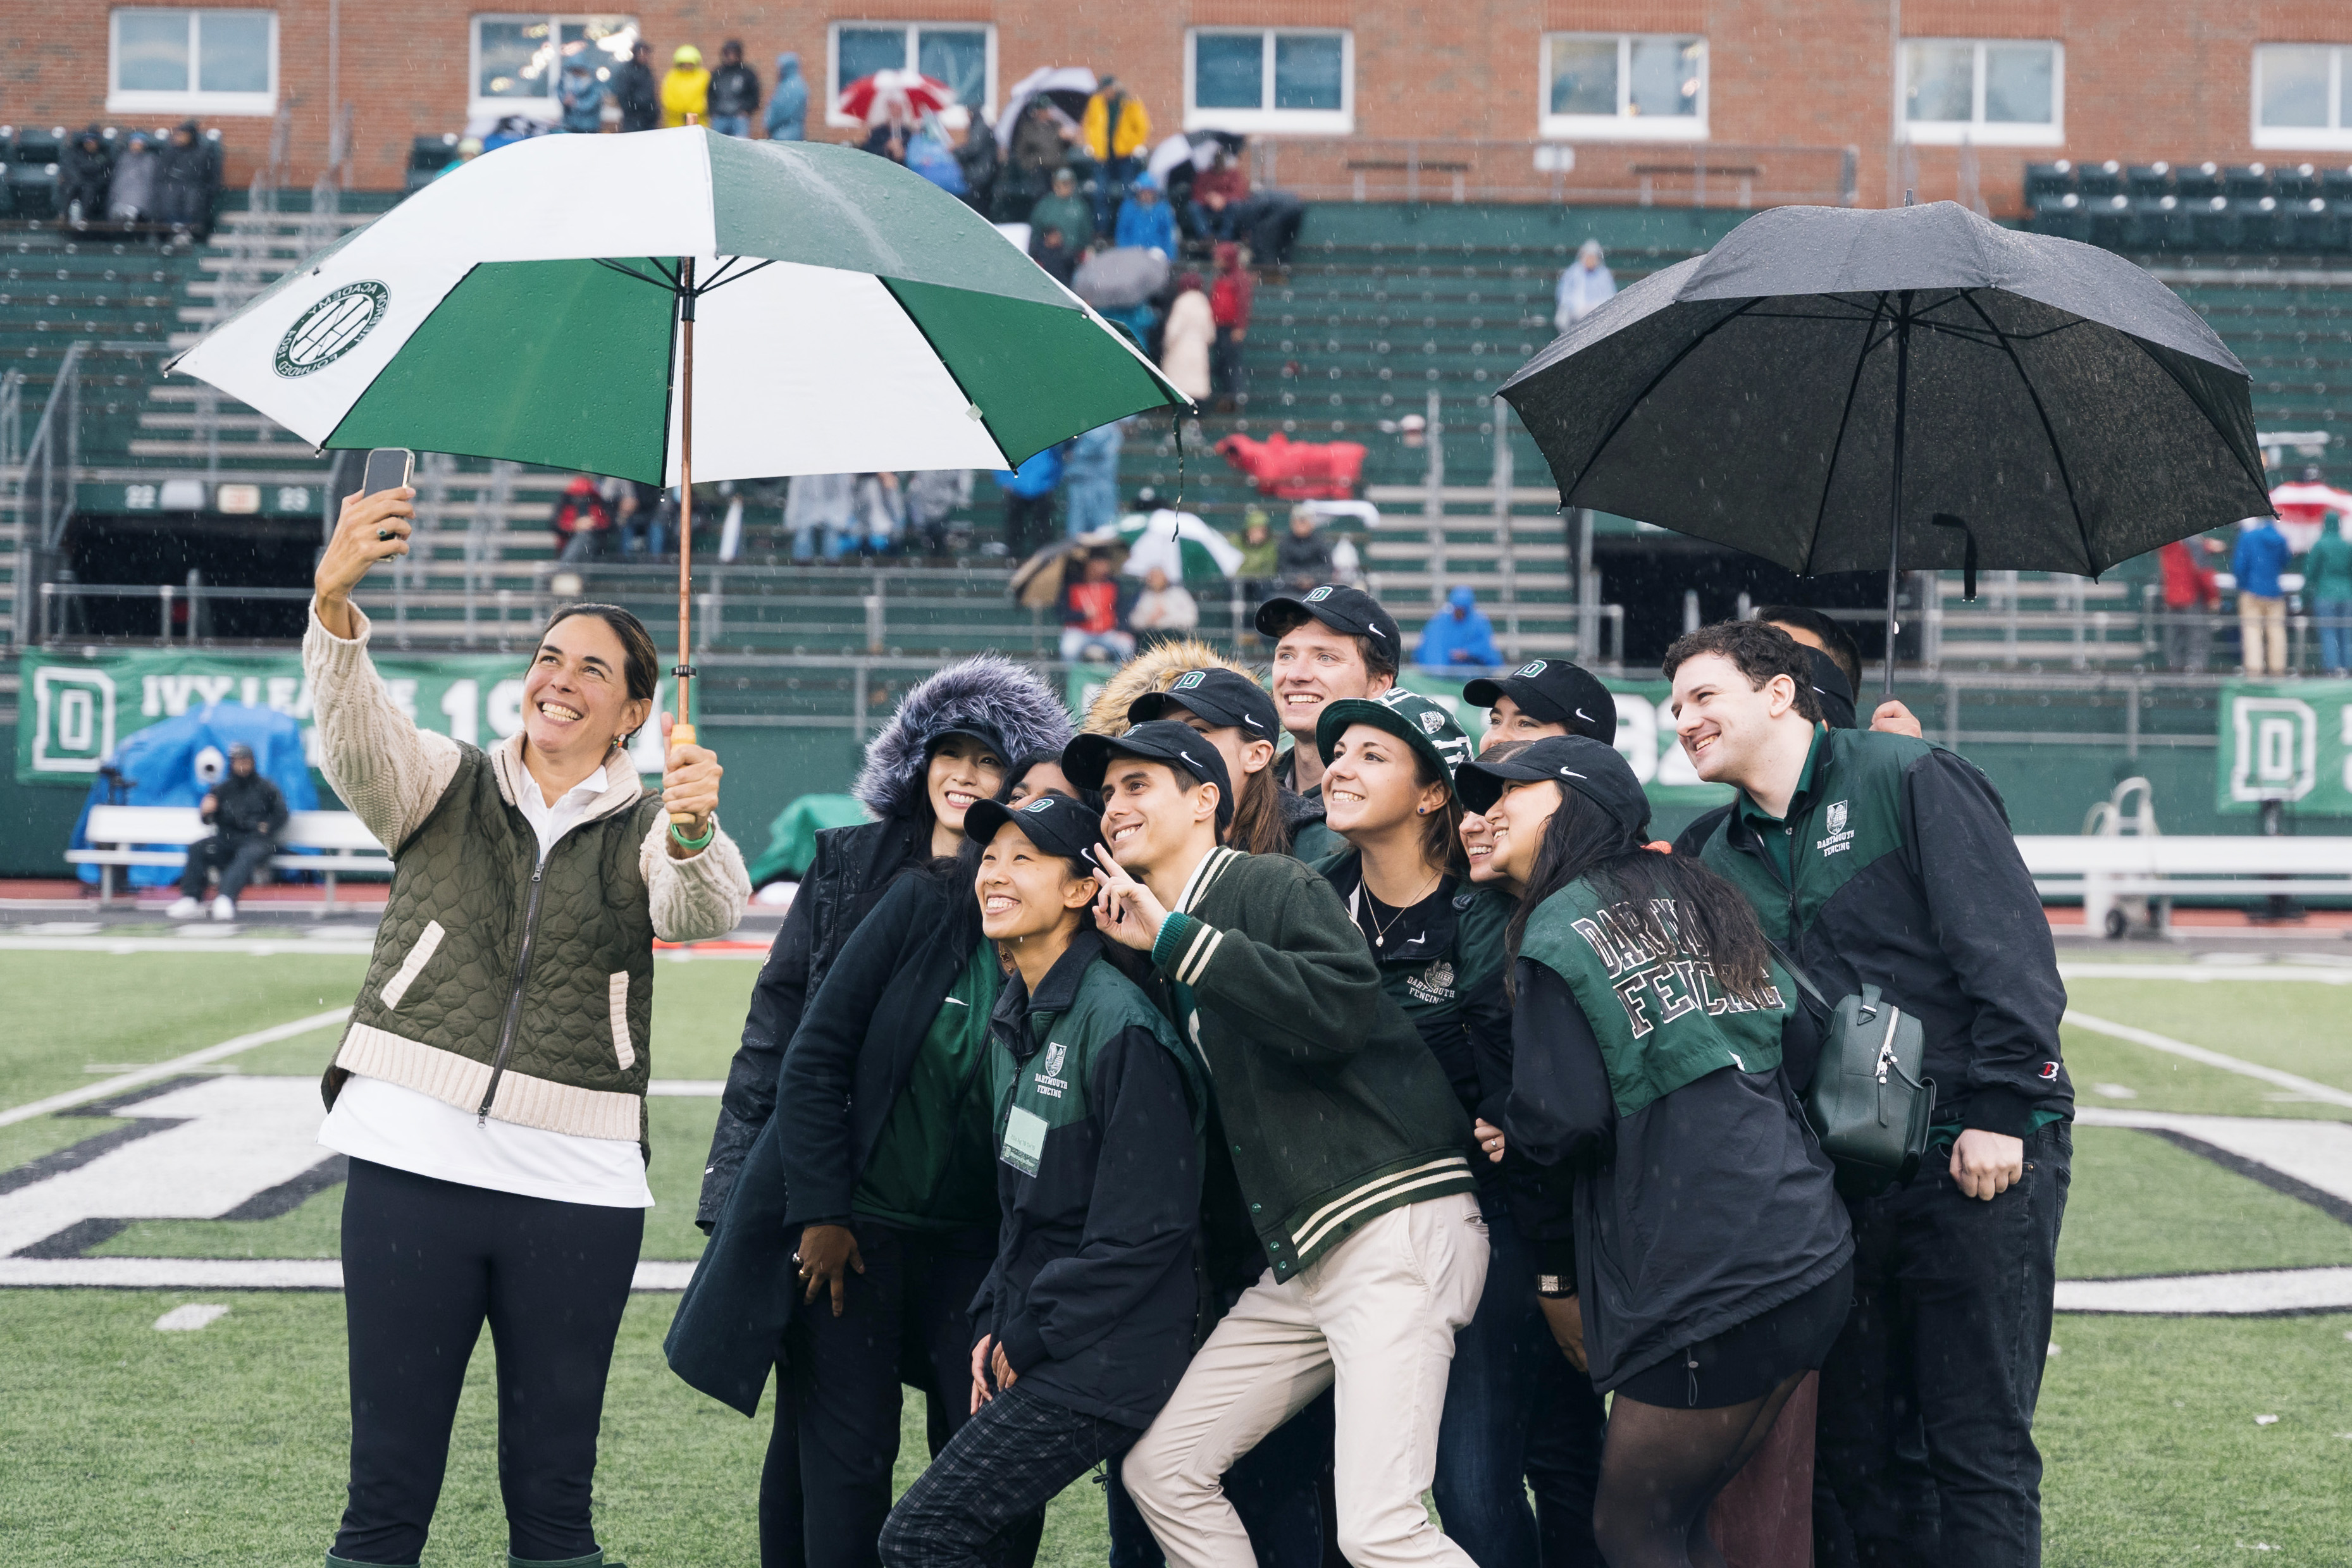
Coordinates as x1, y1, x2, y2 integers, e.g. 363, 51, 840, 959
1590, 1371, 1808, 1568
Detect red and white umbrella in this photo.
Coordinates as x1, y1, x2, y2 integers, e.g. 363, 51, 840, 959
837, 70, 955, 124
2268, 479, 2352, 553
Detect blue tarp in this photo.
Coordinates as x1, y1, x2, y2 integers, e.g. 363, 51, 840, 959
70, 703, 319, 886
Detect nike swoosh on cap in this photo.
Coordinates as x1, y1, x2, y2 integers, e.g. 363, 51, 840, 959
1559, 768, 1587, 778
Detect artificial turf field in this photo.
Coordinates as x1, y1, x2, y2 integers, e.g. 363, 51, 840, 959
2, 946, 2349, 1565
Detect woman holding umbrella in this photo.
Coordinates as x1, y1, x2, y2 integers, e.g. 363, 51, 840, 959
307, 486, 750, 1568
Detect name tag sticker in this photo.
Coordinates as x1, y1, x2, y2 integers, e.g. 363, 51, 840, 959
1002, 1106, 1049, 1176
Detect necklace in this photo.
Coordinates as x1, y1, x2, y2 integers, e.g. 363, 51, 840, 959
1358, 869, 1440, 950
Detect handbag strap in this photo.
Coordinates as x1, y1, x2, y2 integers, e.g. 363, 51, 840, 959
1762, 935, 1833, 1013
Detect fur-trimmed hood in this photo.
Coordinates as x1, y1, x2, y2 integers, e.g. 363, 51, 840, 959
1080, 638, 1268, 735
853, 655, 1074, 817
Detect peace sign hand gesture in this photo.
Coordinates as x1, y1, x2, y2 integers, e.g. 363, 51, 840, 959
1089, 843, 1170, 953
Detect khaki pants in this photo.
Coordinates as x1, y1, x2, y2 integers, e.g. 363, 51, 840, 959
2241, 593, 2287, 674
1123, 1192, 1490, 1568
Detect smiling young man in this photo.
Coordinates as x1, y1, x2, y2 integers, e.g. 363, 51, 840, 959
1254, 586, 1402, 860
1060, 720, 1488, 1568
1662, 620, 2071, 1568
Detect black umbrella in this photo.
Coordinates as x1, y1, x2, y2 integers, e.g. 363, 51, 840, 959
1499, 200, 2273, 692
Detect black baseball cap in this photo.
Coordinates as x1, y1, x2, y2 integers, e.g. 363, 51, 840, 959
924, 720, 1010, 762
1799, 646, 1857, 731
1253, 584, 1402, 661
1461, 658, 1617, 745
963, 791, 1102, 862
1061, 720, 1235, 832
1453, 735, 1651, 838
226, 741, 255, 760
1128, 669, 1278, 742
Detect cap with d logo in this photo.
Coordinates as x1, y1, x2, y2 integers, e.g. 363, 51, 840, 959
1314, 689, 1476, 795
1127, 668, 1277, 739
1461, 657, 1616, 744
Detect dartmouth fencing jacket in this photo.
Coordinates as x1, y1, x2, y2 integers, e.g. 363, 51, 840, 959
1692, 725, 2074, 1141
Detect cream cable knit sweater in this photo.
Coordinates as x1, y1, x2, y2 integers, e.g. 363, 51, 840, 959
302, 603, 750, 941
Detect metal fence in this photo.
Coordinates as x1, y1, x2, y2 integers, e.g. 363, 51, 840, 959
1247, 138, 1860, 209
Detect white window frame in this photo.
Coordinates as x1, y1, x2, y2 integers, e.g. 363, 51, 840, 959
824, 21, 998, 128
106, 8, 278, 117
1898, 37, 2064, 145
2252, 44, 2352, 151
1537, 33, 1708, 143
1184, 28, 1354, 135
468, 14, 640, 125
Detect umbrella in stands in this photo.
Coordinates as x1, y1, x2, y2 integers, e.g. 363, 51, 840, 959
1115, 505, 1243, 583
1498, 199, 2273, 690
836, 68, 954, 122
169, 127, 1186, 763
2267, 479, 2351, 553
1074, 246, 1172, 311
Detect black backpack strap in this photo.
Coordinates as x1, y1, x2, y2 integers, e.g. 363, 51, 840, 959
1763, 934, 1833, 1016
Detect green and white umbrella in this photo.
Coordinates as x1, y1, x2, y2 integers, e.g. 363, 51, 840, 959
170, 127, 1186, 484
1112, 507, 1244, 582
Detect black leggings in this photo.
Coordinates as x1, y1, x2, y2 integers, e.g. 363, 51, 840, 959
333, 1158, 642, 1566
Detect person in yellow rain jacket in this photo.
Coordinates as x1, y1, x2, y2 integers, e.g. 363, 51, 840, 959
662, 44, 711, 127
1080, 77, 1151, 235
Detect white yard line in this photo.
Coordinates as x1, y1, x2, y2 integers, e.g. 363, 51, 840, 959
2060, 963, 2352, 984
0, 936, 379, 956
0, 1009, 351, 1129
2062, 1009, 2352, 1111
2056, 1267, 2352, 1314
0, 1257, 698, 1291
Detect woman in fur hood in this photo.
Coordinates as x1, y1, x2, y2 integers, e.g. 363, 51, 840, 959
1082, 637, 1301, 858
693, 654, 1074, 1232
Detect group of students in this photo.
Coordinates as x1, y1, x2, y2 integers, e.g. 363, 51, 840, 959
307, 474, 2072, 1568
664, 583, 2072, 1568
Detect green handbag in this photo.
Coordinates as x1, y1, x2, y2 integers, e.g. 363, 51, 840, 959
1771, 944, 1937, 1188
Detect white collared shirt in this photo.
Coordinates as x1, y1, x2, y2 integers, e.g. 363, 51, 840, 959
514, 760, 611, 862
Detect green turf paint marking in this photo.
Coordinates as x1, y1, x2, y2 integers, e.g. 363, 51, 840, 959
2064, 1009, 2352, 1109
0, 1008, 351, 1128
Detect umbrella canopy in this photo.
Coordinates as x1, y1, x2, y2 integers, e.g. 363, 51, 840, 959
838, 68, 953, 123
1000, 66, 1098, 138
1500, 201, 2272, 682
1116, 507, 1243, 582
2267, 479, 2351, 553
168, 128, 1185, 487
1073, 245, 1170, 311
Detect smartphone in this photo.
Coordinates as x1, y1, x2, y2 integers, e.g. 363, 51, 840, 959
361, 447, 414, 540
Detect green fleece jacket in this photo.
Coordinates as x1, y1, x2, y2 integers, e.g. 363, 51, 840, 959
1148, 846, 1478, 1280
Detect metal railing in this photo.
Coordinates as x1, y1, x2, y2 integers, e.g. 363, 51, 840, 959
9, 340, 84, 650
1246, 138, 1860, 209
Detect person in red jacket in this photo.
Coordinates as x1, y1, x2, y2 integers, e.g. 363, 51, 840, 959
1209, 243, 1253, 413
552, 474, 614, 564
2158, 536, 2221, 672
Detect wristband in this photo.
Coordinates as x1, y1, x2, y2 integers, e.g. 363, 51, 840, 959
669, 818, 715, 851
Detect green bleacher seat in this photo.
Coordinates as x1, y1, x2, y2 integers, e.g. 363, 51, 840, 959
2177, 161, 2224, 201
6, 163, 58, 219
2224, 164, 2274, 200
2078, 160, 2124, 200
12, 125, 62, 165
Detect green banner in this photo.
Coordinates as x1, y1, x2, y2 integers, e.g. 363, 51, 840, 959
2213, 679, 2352, 817
1063, 665, 1731, 807
16, 648, 675, 786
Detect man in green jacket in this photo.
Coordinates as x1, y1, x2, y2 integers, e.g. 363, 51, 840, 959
2308, 510, 2352, 676
1063, 720, 1486, 1568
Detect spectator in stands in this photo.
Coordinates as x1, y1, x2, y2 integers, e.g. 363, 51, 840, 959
997, 445, 1065, 560
168, 742, 288, 921
1029, 224, 1080, 287
2234, 514, 2291, 675
1277, 506, 1335, 592
1414, 586, 1501, 669
2308, 512, 2352, 676
157, 121, 220, 238
1227, 189, 1309, 271
662, 44, 710, 128
1554, 239, 1616, 331
1115, 171, 1177, 256
614, 40, 662, 132
852, 471, 906, 555
1061, 550, 1138, 662
903, 117, 970, 195
1186, 149, 1249, 245
1232, 507, 1277, 578
862, 94, 919, 166
905, 469, 972, 556
706, 40, 761, 137
552, 475, 614, 562
106, 132, 159, 221
785, 472, 858, 561
1063, 421, 1126, 537
1160, 273, 1214, 404
2158, 536, 2223, 673
61, 125, 111, 226
953, 111, 1001, 216
1003, 99, 1075, 220
1210, 243, 1253, 412
436, 137, 484, 178
615, 479, 665, 556
1083, 77, 1153, 233
1031, 166, 1096, 253
1129, 565, 1200, 642
767, 52, 808, 140
557, 56, 607, 133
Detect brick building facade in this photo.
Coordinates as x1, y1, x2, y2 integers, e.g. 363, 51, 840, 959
10, 1, 2352, 207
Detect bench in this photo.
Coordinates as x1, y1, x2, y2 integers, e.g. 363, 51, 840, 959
69, 805, 392, 913
2016, 835, 2352, 937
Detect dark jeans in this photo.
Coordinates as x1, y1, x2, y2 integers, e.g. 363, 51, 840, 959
1002, 493, 1057, 561
180, 832, 273, 901
1211, 328, 1249, 408
1436, 1201, 1607, 1568
1105, 1386, 1332, 1568
333, 1159, 641, 1565
765, 1219, 1009, 1568
1815, 1122, 2071, 1568
881, 1381, 1136, 1568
